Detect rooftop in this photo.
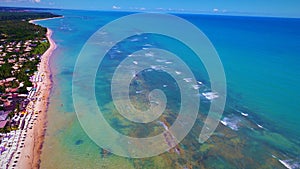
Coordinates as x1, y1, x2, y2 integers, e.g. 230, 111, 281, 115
0, 120, 8, 128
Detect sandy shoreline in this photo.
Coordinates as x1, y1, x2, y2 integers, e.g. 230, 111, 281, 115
13, 25, 56, 168
28, 16, 63, 24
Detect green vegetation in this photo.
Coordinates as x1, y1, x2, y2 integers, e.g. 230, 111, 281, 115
0, 20, 47, 41
0, 125, 18, 133
0, 127, 9, 133
0, 11, 59, 88
0, 11, 60, 21
32, 41, 50, 55
0, 85, 5, 93
8, 111, 14, 118
0, 9, 61, 130
0, 11, 61, 41
0, 62, 12, 79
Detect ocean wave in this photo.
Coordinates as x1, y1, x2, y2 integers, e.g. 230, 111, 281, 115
183, 78, 192, 83
192, 84, 201, 90
150, 65, 157, 70
143, 43, 152, 47
145, 69, 153, 72
236, 109, 249, 117
145, 52, 154, 57
278, 159, 300, 169
156, 59, 167, 63
149, 65, 166, 71
175, 71, 182, 75
220, 116, 241, 131
202, 92, 219, 100
130, 38, 139, 42
135, 90, 144, 94
271, 155, 300, 169
150, 65, 159, 70
256, 124, 263, 129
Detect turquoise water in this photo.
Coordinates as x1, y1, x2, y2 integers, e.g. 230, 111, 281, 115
36, 10, 300, 168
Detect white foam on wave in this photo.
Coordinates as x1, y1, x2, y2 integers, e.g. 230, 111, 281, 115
202, 92, 219, 100
133, 61, 138, 65
257, 124, 263, 129
175, 71, 182, 75
241, 112, 248, 117
143, 43, 152, 47
183, 78, 192, 83
192, 84, 201, 90
150, 65, 161, 70
145, 52, 154, 57
130, 38, 139, 42
165, 61, 172, 64
135, 90, 143, 94
236, 109, 248, 117
156, 59, 166, 63
131, 70, 137, 78
279, 160, 292, 169
272, 155, 300, 169
278, 159, 300, 169
220, 120, 227, 126
163, 85, 168, 88
220, 116, 240, 131
145, 69, 153, 72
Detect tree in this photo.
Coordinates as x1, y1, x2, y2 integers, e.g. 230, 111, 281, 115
0, 62, 13, 79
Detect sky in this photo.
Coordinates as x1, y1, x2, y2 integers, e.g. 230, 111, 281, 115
0, 0, 300, 18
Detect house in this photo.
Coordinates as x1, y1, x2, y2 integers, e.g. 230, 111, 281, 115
0, 111, 9, 120
3, 100, 14, 111
0, 111, 9, 129
0, 120, 8, 129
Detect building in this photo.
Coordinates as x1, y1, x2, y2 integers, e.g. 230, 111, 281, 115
0, 111, 9, 129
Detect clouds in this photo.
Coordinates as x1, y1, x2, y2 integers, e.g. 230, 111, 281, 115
0, 0, 41, 3
0, 0, 27, 2
112, 5, 120, 10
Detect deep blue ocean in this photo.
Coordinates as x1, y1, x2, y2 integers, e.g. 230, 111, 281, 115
35, 9, 300, 168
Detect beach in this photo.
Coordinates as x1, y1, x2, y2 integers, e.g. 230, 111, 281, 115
12, 27, 56, 169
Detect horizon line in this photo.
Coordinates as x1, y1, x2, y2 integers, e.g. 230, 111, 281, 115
1, 5, 300, 19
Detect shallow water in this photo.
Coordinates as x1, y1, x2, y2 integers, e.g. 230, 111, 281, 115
36, 10, 300, 168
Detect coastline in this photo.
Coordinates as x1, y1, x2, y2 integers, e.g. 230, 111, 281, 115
14, 26, 56, 168
28, 16, 63, 24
